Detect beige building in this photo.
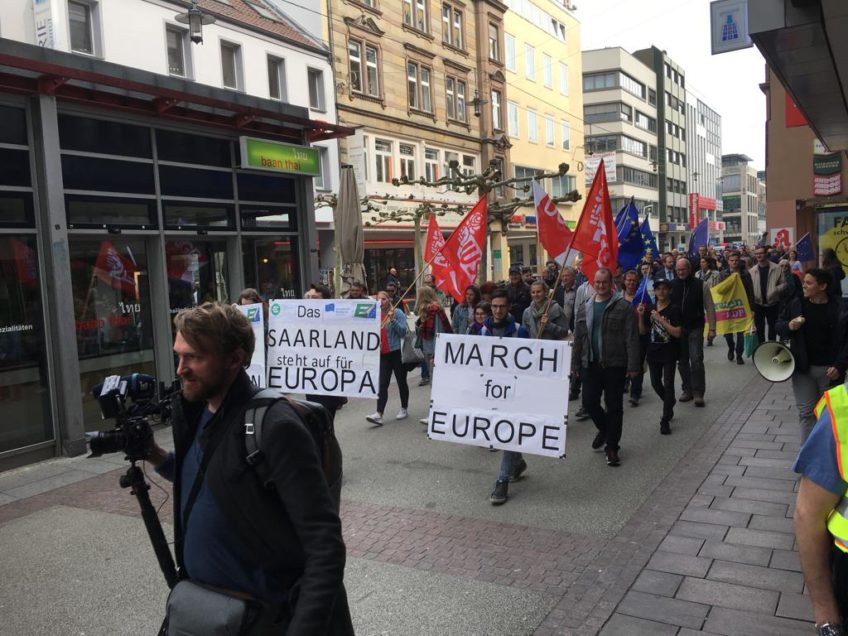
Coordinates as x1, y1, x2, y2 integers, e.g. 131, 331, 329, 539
325, 0, 509, 287
720, 154, 761, 247
502, 0, 583, 274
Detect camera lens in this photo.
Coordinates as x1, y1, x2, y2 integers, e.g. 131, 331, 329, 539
86, 430, 125, 457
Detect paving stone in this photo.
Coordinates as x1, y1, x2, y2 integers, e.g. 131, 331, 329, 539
616, 590, 709, 630
729, 439, 783, 450
599, 613, 679, 635
658, 535, 704, 556
725, 476, 796, 492
707, 560, 804, 593
748, 514, 795, 535
770, 549, 802, 572
670, 521, 729, 541
679, 507, 751, 528
3, 470, 95, 499
702, 606, 811, 636
631, 570, 683, 597
697, 540, 772, 567
739, 457, 796, 468
725, 527, 795, 550
754, 450, 805, 461
743, 465, 799, 481
646, 551, 712, 578
776, 592, 814, 622
710, 496, 788, 517
689, 494, 714, 508
676, 576, 778, 613
731, 487, 796, 505
723, 446, 756, 458
699, 484, 735, 498
0, 493, 18, 506
708, 465, 746, 478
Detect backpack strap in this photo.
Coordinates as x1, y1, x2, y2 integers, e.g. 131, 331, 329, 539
243, 388, 283, 487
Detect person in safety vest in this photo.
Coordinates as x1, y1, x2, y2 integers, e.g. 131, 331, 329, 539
793, 384, 848, 636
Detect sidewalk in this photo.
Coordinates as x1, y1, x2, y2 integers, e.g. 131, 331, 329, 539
0, 372, 814, 635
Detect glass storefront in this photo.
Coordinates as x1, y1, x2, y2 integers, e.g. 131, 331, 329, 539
243, 237, 301, 299
69, 238, 155, 431
167, 238, 229, 312
0, 236, 53, 452
364, 247, 415, 291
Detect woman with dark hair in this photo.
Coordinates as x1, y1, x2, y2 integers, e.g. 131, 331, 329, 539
777, 268, 848, 441
695, 256, 720, 288
788, 249, 803, 275
479, 281, 498, 303
451, 285, 481, 335
822, 248, 845, 300
469, 302, 492, 335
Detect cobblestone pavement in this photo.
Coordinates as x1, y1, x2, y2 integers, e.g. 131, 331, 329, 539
0, 363, 814, 635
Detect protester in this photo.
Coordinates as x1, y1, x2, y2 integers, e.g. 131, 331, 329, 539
346, 281, 366, 299
792, 384, 848, 633
655, 253, 676, 281
423, 273, 451, 309
522, 280, 568, 340
571, 268, 640, 467
823, 248, 845, 301
720, 250, 755, 364
366, 291, 410, 426
415, 285, 453, 386
777, 269, 848, 442
305, 283, 332, 300
558, 266, 578, 333
780, 259, 802, 303
385, 267, 400, 288
673, 258, 716, 407
385, 281, 401, 306
505, 265, 532, 323
697, 257, 721, 348
621, 270, 647, 406
469, 302, 492, 335
789, 249, 803, 276
147, 303, 352, 635
451, 285, 481, 335
572, 276, 596, 418
751, 245, 786, 344
479, 281, 498, 303
639, 261, 655, 301
638, 279, 682, 434
303, 285, 346, 420
482, 290, 530, 505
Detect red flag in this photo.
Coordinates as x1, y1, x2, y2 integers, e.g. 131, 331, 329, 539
424, 214, 463, 302
442, 196, 487, 298
533, 180, 573, 265
9, 237, 38, 288
94, 240, 137, 298
570, 160, 618, 282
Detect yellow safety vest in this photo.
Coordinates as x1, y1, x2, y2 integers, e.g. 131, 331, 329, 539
814, 385, 848, 553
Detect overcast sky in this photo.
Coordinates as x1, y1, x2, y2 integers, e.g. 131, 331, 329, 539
578, 0, 766, 170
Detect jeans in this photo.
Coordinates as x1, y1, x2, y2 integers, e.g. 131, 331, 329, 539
377, 350, 409, 414
497, 451, 523, 482
630, 335, 649, 399
791, 365, 837, 442
581, 364, 627, 451
725, 332, 744, 357
753, 303, 779, 345
419, 359, 430, 380
679, 328, 706, 396
648, 358, 677, 423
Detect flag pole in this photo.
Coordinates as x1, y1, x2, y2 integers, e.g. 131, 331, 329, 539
536, 237, 576, 339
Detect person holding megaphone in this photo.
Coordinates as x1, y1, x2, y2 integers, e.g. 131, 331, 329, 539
776, 268, 848, 442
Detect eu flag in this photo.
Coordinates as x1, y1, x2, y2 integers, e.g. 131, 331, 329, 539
640, 216, 659, 262
687, 218, 709, 258
614, 203, 629, 234
617, 200, 643, 271
796, 232, 814, 262
632, 275, 651, 306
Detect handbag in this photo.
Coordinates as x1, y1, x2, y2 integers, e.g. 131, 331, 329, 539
743, 325, 758, 358
401, 329, 425, 365
163, 580, 275, 636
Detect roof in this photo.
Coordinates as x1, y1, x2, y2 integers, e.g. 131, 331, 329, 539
193, 0, 325, 54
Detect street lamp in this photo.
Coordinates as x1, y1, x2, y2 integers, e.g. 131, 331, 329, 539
471, 90, 488, 118
175, 0, 216, 45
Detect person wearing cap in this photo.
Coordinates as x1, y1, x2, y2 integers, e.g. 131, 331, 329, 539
506, 265, 532, 324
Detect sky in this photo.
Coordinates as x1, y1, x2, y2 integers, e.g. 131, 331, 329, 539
579, 0, 766, 170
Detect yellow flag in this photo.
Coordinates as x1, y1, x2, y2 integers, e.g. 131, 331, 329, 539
708, 273, 753, 336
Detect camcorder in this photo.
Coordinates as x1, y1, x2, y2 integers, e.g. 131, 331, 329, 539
87, 373, 179, 461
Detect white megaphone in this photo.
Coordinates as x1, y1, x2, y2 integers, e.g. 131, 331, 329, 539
752, 341, 795, 383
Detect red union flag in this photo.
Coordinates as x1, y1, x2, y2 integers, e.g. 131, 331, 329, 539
442, 196, 487, 297
94, 240, 138, 298
424, 214, 463, 302
533, 180, 573, 265
570, 159, 617, 282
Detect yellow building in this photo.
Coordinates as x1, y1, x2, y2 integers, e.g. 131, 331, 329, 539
502, 0, 584, 274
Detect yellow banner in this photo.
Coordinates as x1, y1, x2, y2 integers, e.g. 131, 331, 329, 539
708, 273, 753, 336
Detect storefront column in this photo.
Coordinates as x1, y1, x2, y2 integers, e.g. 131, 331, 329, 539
147, 235, 175, 384
226, 237, 245, 299
298, 178, 320, 291
490, 229, 508, 281
31, 95, 86, 457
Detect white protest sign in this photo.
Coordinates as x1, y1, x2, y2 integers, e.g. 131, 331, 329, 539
236, 303, 266, 388
266, 299, 380, 397
427, 334, 570, 457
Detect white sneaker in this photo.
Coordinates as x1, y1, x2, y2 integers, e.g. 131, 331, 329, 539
366, 412, 383, 426
419, 417, 429, 425
396, 408, 408, 420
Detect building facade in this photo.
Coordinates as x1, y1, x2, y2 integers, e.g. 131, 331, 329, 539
720, 154, 761, 247
685, 93, 723, 244
634, 47, 688, 252
0, 1, 350, 469
582, 47, 659, 239
503, 0, 583, 273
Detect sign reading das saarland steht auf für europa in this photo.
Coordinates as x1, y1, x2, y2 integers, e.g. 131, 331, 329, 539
240, 137, 320, 176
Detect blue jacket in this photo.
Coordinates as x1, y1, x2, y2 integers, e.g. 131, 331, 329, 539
382, 309, 408, 352
480, 315, 529, 338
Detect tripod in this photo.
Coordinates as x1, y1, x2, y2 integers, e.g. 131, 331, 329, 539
120, 461, 178, 589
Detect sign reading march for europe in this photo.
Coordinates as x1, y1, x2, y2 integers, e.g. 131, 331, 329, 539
266, 299, 380, 398
427, 334, 570, 458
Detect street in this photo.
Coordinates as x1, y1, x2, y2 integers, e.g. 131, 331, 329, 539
0, 344, 814, 635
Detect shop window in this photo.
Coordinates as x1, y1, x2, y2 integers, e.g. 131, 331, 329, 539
0, 148, 32, 187
0, 105, 28, 145
236, 172, 296, 203
243, 237, 301, 300
159, 165, 234, 200
69, 238, 154, 431
165, 240, 229, 320
66, 196, 156, 229
61, 155, 155, 195
0, 192, 35, 227
0, 236, 53, 451
163, 202, 234, 229
156, 129, 231, 168
240, 204, 296, 231
59, 115, 151, 158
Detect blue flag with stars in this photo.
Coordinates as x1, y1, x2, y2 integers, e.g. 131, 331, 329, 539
614, 203, 629, 233
632, 275, 651, 306
617, 200, 643, 271
687, 217, 709, 258
640, 216, 659, 262
795, 232, 814, 262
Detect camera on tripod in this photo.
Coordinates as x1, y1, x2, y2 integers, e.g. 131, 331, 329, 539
87, 373, 179, 461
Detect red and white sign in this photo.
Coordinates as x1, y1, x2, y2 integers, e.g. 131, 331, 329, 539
709, 221, 726, 231
424, 214, 463, 303
814, 174, 842, 196
533, 180, 573, 265
688, 193, 700, 230
769, 227, 794, 249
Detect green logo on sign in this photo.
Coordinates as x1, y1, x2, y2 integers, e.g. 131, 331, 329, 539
271, 303, 281, 315
354, 303, 377, 319
240, 137, 320, 176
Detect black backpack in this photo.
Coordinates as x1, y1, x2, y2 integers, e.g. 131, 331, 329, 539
242, 389, 343, 511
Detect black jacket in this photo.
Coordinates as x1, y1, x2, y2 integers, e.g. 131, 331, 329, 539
776, 297, 848, 376
506, 281, 532, 323
169, 371, 352, 635
671, 275, 714, 331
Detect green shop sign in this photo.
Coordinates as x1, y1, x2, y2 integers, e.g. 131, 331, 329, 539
240, 137, 320, 176
813, 152, 842, 176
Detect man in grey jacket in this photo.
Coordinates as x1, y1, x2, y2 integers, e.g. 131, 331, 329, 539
751, 246, 786, 344
572, 268, 641, 466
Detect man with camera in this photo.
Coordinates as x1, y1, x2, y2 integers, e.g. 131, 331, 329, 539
147, 302, 352, 635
